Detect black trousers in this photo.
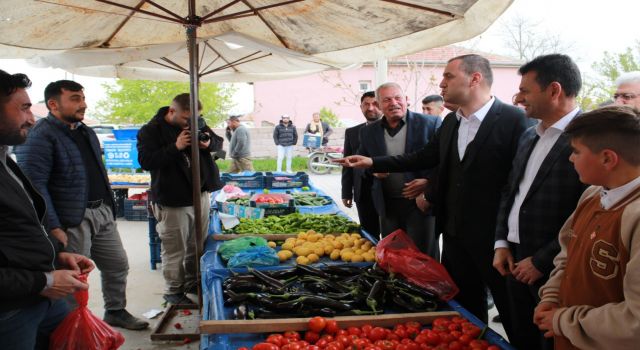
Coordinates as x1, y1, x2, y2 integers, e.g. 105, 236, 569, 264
441, 233, 514, 341
506, 244, 554, 350
379, 198, 440, 260
355, 189, 380, 238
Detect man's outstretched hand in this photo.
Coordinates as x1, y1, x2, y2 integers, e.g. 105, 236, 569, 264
333, 155, 373, 168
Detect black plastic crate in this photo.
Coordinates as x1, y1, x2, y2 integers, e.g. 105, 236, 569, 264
124, 199, 148, 221
264, 172, 309, 189
114, 189, 128, 218
220, 172, 265, 189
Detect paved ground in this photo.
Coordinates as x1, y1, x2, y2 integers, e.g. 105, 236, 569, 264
87, 172, 504, 349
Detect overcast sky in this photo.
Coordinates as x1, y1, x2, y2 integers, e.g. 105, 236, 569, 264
468, 0, 640, 69
1, 0, 638, 117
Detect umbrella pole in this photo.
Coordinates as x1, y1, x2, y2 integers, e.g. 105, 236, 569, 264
186, 6, 204, 309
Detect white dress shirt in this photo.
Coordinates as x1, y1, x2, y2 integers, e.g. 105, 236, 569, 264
455, 97, 495, 160
600, 176, 640, 209
495, 107, 579, 249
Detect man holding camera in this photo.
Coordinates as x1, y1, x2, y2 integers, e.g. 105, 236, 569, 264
137, 93, 223, 304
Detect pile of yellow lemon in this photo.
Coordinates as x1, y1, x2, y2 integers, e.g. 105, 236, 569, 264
271, 230, 376, 265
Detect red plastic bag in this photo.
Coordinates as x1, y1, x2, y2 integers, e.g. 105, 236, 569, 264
50, 275, 125, 350
375, 229, 459, 301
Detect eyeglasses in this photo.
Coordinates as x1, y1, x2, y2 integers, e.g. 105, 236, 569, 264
613, 93, 639, 101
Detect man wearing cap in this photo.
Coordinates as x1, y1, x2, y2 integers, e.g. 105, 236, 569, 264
273, 114, 298, 173
227, 115, 253, 173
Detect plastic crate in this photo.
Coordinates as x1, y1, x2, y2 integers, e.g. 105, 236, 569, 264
202, 301, 515, 350
220, 172, 265, 189
250, 193, 296, 216
302, 133, 321, 148
124, 199, 148, 221
112, 128, 140, 140
205, 231, 377, 271
113, 189, 127, 218
264, 172, 309, 189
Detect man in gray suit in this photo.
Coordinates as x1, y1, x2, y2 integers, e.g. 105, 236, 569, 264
493, 54, 588, 350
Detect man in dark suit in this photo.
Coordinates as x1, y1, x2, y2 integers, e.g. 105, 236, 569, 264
492, 54, 587, 350
341, 91, 382, 236
338, 55, 527, 339
357, 82, 441, 256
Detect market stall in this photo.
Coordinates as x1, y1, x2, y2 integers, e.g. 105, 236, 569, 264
197, 172, 515, 350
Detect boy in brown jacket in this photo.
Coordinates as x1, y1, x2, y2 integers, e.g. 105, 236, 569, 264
534, 105, 640, 349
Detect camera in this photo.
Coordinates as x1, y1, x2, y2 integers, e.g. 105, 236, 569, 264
189, 116, 210, 142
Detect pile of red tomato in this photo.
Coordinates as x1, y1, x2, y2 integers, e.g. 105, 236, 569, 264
240, 316, 501, 350
254, 194, 287, 204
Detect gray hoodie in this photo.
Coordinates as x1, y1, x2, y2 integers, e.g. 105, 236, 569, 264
229, 124, 251, 158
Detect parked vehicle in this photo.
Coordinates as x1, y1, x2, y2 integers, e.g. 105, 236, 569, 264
306, 146, 343, 175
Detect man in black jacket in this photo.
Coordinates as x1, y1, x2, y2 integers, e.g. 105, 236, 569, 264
15, 80, 148, 330
492, 54, 587, 350
0, 70, 94, 350
137, 93, 223, 305
338, 55, 528, 340
341, 91, 382, 236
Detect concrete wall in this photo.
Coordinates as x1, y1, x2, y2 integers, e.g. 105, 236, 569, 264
246, 64, 521, 128
213, 127, 346, 159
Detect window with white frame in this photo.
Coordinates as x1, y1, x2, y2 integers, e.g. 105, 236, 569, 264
358, 80, 371, 93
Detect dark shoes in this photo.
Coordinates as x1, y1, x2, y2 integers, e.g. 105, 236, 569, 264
492, 315, 502, 323
185, 284, 199, 295
163, 293, 194, 305
104, 309, 149, 330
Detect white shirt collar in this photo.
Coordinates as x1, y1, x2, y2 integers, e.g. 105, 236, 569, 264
535, 107, 580, 137
600, 176, 640, 210
456, 96, 495, 122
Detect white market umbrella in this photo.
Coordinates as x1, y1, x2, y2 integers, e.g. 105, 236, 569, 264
26, 32, 361, 82
0, 0, 514, 309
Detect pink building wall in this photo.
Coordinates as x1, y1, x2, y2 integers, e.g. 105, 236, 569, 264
250, 63, 523, 128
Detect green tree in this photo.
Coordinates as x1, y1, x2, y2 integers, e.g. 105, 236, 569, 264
319, 107, 343, 127
95, 79, 236, 125
579, 44, 640, 110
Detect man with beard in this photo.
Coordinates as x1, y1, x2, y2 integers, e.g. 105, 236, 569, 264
493, 54, 587, 350
337, 55, 527, 339
341, 91, 382, 235
353, 83, 441, 257
0, 71, 95, 350
137, 94, 223, 305
14, 80, 148, 330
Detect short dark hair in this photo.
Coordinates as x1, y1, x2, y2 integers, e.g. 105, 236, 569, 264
565, 105, 640, 165
449, 54, 493, 86
422, 95, 443, 105
0, 70, 32, 107
172, 93, 202, 111
360, 91, 375, 103
228, 115, 240, 121
44, 80, 84, 110
518, 54, 582, 97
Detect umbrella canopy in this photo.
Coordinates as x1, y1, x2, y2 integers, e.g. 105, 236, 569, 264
26, 32, 360, 82
0, 0, 513, 65
0, 0, 514, 310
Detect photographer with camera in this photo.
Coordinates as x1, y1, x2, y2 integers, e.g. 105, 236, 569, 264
137, 93, 223, 305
